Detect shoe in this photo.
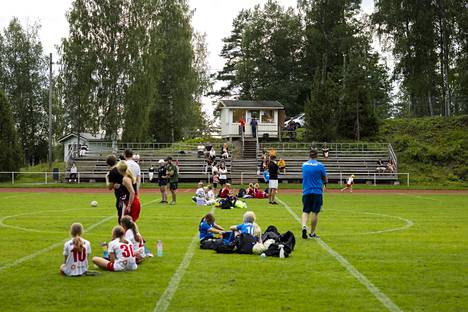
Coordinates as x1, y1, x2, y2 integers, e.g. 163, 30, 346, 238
309, 233, 320, 239
170, 201, 176, 205
302, 228, 307, 239
146, 252, 154, 258
271, 202, 278, 205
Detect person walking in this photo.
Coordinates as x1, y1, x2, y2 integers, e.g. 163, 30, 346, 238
166, 157, 178, 205
250, 117, 258, 138
301, 149, 327, 239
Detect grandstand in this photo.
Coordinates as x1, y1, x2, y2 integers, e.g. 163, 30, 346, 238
66, 140, 398, 185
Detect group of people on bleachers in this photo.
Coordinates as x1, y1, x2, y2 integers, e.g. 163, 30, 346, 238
376, 158, 396, 174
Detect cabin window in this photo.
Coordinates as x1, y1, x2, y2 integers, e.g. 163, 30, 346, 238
261, 110, 274, 123
232, 109, 246, 123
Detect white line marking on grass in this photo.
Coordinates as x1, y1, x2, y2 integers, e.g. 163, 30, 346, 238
153, 206, 216, 312
277, 198, 403, 312
0, 198, 160, 272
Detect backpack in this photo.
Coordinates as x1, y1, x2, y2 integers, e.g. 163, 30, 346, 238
200, 238, 222, 250
236, 233, 256, 254
261, 225, 280, 243
262, 228, 296, 258
237, 188, 246, 198
219, 198, 233, 209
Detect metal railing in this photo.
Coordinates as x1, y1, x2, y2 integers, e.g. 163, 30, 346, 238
259, 142, 389, 152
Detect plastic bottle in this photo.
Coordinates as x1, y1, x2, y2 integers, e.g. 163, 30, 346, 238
279, 244, 285, 259
101, 242, 109, 258
157, 240, 163, 257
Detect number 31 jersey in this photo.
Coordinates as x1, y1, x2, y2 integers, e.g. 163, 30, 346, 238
63, 238, 91, 276
108, 238, 137, 271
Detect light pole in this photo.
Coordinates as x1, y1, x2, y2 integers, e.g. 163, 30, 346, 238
48, 53, 53, 169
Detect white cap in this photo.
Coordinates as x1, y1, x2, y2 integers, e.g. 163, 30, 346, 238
158, 159, 165, 164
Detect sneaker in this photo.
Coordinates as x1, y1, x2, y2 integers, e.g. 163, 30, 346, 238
302, 228, 308, 239
146, 252, 154, 258
170, 201, 176, 205
271, 201, 278, 205
309, 233, 320, 239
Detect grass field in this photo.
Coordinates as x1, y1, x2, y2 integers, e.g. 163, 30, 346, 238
0, 190, 467, 311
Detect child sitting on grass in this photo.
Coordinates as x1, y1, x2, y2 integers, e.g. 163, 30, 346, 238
60, 223, 91, 277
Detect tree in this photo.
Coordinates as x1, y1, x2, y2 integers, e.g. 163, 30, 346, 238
0, 18, 48, 165
0, 89, 22, 172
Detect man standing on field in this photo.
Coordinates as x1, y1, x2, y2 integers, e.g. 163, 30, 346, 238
301, 149, 327, 239
166, 157, 178, 205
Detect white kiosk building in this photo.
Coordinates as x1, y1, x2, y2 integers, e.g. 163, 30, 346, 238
219, 100, 285, 139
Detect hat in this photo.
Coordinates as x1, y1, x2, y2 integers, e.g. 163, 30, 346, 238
158, 159, 165, 164
165, 156, 173, 161
351, 174, 355, 178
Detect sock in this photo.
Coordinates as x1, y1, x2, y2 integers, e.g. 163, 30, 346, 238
302, 225, 307, 230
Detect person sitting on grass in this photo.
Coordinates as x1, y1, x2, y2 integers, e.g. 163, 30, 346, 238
60, 223, 91, 277
254, 183, 268, 199
230, 211, 262, 242
93, 225, 137, 272
246, 183, 255, 198
205, 185, 216, 205
192, 182, 207, 205
199, 213, 225, 249
121, 216, 151, 263
218, 183, 233, 199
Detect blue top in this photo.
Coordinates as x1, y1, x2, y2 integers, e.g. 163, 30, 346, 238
302, 159, 327, 195
199, 220, 213, 240
263, 170, 270, 183
236, 223, 255, 236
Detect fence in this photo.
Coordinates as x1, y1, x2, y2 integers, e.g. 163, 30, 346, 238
259, 142, 390, 152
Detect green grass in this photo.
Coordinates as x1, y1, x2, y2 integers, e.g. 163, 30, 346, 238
0, 191, 467, 311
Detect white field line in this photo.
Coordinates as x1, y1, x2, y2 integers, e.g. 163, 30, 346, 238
153, 206, 216, 312
0, 198, 160, 272
277, 197, 403, 312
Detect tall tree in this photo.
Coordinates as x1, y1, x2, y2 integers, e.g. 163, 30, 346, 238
0, 89, 22, 172
0, 19, 48, 165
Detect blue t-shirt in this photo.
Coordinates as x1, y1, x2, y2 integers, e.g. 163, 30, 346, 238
302, 159, 327, 195
199, 220, 213, 240
236, 223, 255, 235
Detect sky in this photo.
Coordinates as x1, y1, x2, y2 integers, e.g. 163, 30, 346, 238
0, 0, 376, 116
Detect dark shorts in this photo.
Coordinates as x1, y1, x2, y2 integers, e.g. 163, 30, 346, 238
158, 180, 167, 187
169, 182, 178, 191
302, 193, 323, 214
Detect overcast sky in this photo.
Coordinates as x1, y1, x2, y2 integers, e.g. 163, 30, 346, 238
0, 0, 375, 115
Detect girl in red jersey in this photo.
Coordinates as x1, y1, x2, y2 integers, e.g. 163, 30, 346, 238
116, 161, 141, 222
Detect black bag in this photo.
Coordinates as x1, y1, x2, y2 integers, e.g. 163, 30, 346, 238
236, 233, 256, 254
200, 238, 222, 250
237, 188, 246, 198
219, 198, 233, 209
280, 231, 296, 251
263, 229, 296, 258
262, 225, 280, 242
215, 233, 238, 254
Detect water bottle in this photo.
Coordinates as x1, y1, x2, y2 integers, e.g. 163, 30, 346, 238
157, 240, 163, 257
279, 244, 285, 259
101, 242, 109, 258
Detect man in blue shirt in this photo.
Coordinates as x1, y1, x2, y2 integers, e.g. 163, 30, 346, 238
301, 149, 327, 239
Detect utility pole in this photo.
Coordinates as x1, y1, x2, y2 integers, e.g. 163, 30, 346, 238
48, 53, 53, 169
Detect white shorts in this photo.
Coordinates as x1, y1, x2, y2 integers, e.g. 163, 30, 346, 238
269, 179, 278, 189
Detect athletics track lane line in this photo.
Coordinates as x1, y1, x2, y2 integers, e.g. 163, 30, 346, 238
153, 206, 216, 312
0, 198, 160, 272
277, 197, 403, 312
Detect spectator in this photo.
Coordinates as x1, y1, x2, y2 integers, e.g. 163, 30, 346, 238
209, 149, 216, 162
254, 183, 268, 199
287, 121, 297, 140
376, 159, 386, 174
278, 158, 286, 174
204, 143, 212, 159
322, 143, 330, 159
205, 186, 216, 205
70, 163, 78, 183
148, 165, 155, 183
221, 143, 229, 159
218, 162, 228, 185
166, 157, 178, 205
239, 117, 246, 135
250, 117, 258, 138
204, 159, 213, 175
197, 144, 205, 158
157, 159, 168, 204
387, 159, 395, 173
246, 183, 255, 198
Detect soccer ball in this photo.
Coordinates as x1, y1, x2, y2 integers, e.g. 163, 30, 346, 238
252, 242, 267, 255
90, 200, 98, 207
